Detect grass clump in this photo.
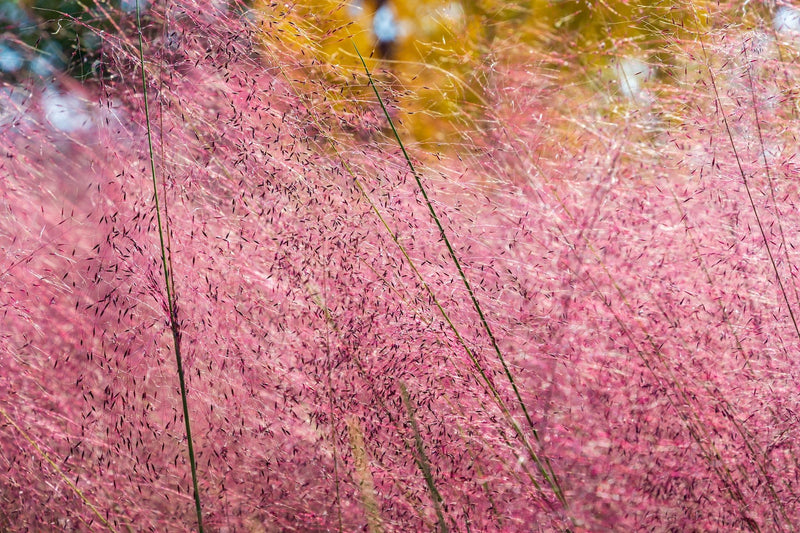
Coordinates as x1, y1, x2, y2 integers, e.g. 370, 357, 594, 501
2, 0, 800, 531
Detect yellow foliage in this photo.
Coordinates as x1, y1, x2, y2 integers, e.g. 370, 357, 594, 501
254, 0, 709, 145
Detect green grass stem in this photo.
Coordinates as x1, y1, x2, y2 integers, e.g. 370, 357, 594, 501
135, 2, 204, 530
352, 41, 566, 508
399, 382, 449, 533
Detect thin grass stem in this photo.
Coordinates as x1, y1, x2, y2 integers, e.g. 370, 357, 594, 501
352, 41, 567, 508
261, 35, 561, 512
695, 35, 800, 344
0, 406, 117, 532
744, 47, 800, 320
135, 2, 204, 530
398, 381, 449, 533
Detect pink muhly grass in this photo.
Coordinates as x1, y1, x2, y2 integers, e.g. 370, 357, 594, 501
2, 0, 800, 531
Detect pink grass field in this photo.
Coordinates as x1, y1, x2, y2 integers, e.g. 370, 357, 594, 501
2, 1, 800, 530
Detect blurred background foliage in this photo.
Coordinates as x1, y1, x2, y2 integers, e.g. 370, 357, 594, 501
255, 0, 710, 145
0, 0, 143, 82
1, 0, 768, 146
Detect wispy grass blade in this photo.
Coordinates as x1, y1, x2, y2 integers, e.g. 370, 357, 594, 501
399, 382, 449, 533
352, 41, 566, 508
261, 36, 561, 510
744, 46, 800, 322
694, 32, 800, 344
0, 406, 117, 532
135, 1, 204, 530
346, 416, 385, 533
